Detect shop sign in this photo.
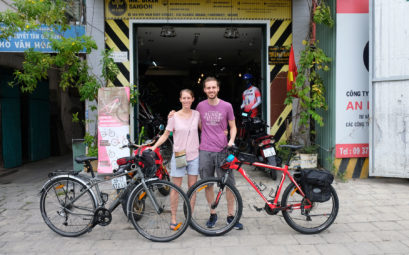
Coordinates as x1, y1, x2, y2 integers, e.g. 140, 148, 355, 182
106, 0, 291, 20
335, 0, 369, 158
268, 46, 290, 65
0, 25, 85, 53
111, 51, 128, 62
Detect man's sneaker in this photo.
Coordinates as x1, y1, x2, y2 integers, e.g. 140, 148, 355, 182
227, 216, 243, 230
206, 213, 218, 228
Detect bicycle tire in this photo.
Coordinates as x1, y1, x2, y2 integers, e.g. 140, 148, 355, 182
119, 185, 144, 222
158, 171, 171, 196
186, 177, 242, 236
127, 180, 191, 242
281, 182, 339, 234
40, 177, 96, 237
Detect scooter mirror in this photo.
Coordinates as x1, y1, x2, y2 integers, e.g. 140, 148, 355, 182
159, 124, 165, 131
126, 134, 130, 140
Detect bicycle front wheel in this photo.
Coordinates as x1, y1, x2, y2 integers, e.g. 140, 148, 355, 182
186, 177, 242, 236
127, 180, 191, 242
281, 182, 339, 234
40, 177, 96, 237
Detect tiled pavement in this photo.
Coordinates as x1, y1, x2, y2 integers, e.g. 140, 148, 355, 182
1, 155, 409, 254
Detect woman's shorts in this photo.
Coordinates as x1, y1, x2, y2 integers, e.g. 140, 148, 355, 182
170, 155, 199, 177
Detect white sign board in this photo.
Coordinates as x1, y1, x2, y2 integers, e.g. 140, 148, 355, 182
335, 0, 369, 158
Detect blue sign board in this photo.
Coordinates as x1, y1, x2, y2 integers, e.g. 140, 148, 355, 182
0, 25, 85, 53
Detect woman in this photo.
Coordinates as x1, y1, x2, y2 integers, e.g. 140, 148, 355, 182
150, 89, 200, 230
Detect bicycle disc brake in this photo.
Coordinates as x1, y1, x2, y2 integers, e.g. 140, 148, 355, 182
93, 207, 112, 226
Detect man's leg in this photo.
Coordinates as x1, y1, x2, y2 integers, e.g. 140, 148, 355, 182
199, 151, 218, 227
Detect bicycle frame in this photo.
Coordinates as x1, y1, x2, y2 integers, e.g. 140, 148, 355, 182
43, 167, 156, 218
224, 157, 312, 211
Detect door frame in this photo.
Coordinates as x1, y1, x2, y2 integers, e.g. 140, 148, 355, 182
128, 19, 271, 137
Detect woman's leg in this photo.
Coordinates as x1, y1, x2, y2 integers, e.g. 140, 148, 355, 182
170, 176, 183, 224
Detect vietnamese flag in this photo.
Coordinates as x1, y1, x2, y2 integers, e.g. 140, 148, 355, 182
287, 45, 298, 94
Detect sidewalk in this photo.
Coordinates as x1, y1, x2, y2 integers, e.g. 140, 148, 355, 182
1, 155, 409, 254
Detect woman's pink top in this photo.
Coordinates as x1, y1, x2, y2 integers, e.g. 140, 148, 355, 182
166, 110, 200, 161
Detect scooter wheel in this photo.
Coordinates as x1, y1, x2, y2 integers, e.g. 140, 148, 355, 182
269, 170, 277, 180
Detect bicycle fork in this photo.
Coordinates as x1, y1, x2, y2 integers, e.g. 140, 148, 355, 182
141, 179, 163, 214
210, 171, 230, 210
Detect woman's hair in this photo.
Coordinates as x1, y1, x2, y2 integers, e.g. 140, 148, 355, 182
180, 89, 194, 98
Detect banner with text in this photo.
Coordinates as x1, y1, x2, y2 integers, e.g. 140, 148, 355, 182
335, 0, 369, 158
106, 0, 291, 20
0, 25, 85, 53
98, 87, 131, 174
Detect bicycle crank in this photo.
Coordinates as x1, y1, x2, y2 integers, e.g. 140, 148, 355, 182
264, 200, 281, 215
93, 207, 112, 226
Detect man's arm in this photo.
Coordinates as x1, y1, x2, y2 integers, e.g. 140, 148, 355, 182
227, 119, 237, 147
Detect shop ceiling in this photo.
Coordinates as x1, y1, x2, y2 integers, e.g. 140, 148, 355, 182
136, 25, 263, 76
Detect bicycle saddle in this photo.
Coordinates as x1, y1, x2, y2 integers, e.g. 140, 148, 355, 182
75, 155, 98, 164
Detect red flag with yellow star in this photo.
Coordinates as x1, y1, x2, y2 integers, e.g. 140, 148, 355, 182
287, 45, 298, 95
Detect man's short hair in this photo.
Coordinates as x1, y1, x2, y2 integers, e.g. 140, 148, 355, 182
203, 76, 220, 89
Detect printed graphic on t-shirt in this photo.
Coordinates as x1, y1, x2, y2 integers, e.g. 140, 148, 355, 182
204, 111, 223, 126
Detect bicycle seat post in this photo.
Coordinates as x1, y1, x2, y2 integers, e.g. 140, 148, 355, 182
86, 161, 96, 178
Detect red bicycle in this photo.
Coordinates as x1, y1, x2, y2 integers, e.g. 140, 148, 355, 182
186, 145, 339, 236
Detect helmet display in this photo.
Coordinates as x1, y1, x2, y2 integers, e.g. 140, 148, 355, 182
243, 73, 253, 80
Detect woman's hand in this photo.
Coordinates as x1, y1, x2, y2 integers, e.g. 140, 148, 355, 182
168, 110, 176, 119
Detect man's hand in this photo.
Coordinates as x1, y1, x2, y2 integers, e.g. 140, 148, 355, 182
168, 110, 176, 119
227, 141, 235, 147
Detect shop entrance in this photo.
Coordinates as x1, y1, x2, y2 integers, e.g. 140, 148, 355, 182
133, 24, 267, 129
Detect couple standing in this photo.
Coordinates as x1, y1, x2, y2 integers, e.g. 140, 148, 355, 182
151, 76, 243, 230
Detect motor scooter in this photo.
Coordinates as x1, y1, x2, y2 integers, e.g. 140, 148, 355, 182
235, 110, 281, 180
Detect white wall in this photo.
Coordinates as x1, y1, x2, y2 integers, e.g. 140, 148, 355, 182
86, 0, 105, 136
370, 0, 409, 177
292, 0, 310, 63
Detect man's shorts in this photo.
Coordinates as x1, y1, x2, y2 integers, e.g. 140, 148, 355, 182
199, 150, 235, 186
170, 155, 199, 177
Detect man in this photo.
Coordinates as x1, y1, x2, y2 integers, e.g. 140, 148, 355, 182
196, 76, 243, 230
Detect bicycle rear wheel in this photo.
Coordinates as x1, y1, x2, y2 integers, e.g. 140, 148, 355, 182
281, 182, 339, 234
186, 177, 242, 236
127, 180, 191, 242
40, 177, 96, 237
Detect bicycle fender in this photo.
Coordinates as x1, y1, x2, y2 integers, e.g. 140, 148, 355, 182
39, 174, 98, 206
125, 178, 159, 217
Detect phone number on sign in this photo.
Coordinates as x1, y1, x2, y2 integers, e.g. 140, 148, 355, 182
336, 144, 369, 158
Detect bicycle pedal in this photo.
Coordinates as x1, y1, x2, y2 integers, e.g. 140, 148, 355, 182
253, 205, 263, 212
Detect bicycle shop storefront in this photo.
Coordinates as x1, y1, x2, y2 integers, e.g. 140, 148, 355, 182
105, 0, 293, 143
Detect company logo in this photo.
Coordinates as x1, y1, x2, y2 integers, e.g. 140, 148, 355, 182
108, 0, 127, 16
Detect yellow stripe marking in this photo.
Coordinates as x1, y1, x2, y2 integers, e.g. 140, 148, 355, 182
345, 158, 357, 179
270, 103, 292, 135
106, 20, 129, 50
360, 158, 369, 179
270, 21, 290, 46
333, 158, 342, 176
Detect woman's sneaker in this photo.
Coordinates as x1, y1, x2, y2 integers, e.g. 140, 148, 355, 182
206, 213, 218, 228
227, 216, 243, 230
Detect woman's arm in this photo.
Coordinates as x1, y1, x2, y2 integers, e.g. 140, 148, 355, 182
151, 130, 171, 151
